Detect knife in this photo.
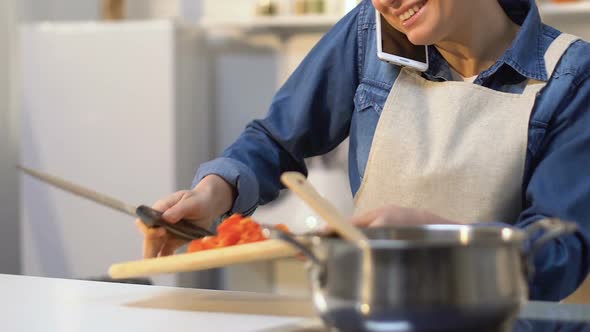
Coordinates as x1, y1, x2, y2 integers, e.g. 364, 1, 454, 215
18, 165, 213, 241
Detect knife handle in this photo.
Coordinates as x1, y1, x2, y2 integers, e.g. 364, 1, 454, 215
136, 205, 214, 241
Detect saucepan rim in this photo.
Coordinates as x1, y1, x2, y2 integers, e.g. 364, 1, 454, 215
268, 218, 578, 272
287, 224, 528, 249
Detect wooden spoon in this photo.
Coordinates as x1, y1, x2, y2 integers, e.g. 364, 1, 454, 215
280, 172, 370, 248
281, 172, 375, 304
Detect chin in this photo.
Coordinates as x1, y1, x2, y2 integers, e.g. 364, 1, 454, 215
405, 30, 434, 46
402, 10, 444, 46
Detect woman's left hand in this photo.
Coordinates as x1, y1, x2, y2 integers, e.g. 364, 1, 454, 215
350, 205, 460, 228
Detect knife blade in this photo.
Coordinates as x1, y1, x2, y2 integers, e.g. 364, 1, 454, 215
18, 165, 213, 241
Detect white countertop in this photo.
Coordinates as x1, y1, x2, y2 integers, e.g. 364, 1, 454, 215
1, 274, 319, 332
5, 274, 590, 332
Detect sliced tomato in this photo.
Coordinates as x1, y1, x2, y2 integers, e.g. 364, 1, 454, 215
274, 224, 291, 233
200, 236, 219, 250
187, 214, 285, 253
187, 239, 204, 253
242, 229, 265, 242
218, 214, 246, 235
248, 221, 261, 231
218, 232, 241, 247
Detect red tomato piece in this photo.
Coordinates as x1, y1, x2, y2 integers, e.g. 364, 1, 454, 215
218, 214, 246, 235
275, 224, 291, 233
200, 236, 219, 250
187, 239, 204, 253
187, 214, 281, 253
218, 232, 240, 247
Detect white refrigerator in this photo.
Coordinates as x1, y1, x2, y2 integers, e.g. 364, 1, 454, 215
20, 20, 211, 287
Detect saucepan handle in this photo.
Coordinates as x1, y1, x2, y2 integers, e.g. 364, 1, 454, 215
524, 218, 578, 257
264, 226, 323, 267
270, 229, 329, 287
522, 218, 578, 279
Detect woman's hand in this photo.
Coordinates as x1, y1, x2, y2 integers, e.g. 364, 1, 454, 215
350, 205, 460, 228
135, 174, 236, 258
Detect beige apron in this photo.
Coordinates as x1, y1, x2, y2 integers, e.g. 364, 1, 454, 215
354, 33, 590, 303
354, 33, 579, 224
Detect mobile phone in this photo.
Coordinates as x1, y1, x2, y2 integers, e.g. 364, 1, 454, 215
375, 10, 429, 72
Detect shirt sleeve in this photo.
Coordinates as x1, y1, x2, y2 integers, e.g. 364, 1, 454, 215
482, 72, 590, 301
193, 3, 363, 215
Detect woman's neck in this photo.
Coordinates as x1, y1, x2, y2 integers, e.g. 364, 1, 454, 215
435, 2, 520, 78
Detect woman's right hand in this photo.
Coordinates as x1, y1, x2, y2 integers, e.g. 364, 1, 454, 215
135, 174, 236, 258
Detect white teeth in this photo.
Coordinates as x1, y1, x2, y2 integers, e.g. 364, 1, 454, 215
399, 2, 423, 22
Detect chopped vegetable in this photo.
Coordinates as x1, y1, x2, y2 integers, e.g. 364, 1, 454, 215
187, 214, 290, 253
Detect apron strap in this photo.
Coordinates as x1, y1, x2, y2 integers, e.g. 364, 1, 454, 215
522, 33, 580, 94
544, 33, 580, 78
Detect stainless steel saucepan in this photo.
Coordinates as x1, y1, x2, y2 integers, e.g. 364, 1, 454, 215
276, 172, 578, 332
272, 220, 577, 332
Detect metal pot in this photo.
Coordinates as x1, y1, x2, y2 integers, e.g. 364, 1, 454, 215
273, 219, 577, 332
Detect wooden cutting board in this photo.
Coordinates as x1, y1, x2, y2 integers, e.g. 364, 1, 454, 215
109, 239, 299, 279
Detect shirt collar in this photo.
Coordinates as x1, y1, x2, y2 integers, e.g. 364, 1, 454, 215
425, 0, 549, 82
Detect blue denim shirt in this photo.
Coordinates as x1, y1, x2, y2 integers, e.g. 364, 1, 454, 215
195, 0, 590, 300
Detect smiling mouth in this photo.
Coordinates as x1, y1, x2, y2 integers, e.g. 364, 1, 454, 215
398, 0, 427, 22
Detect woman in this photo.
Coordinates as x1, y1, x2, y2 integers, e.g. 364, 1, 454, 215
136, 0, 590, 301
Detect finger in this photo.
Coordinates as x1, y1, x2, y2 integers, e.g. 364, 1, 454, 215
136, 220, 167, 259
135, 220, 166, 239
159, 237, 188, 257
349, 208, 384, 228
162, 194, 201, 224
152, 191, 187, 212
369, 215, 391, 228
135, 219, 148, 234
143, 234, 167, 259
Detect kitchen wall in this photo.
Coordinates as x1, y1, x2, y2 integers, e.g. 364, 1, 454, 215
0, 0, 20, 274
543, 14, 590, 41
210, 31, 331, 153
19, 0, 200, 22
20, 0, 98, 21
